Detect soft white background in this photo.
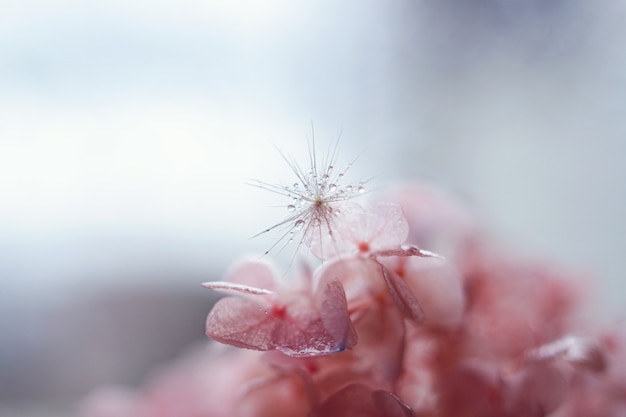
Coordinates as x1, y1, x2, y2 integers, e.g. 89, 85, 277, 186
1, 0, 625, 413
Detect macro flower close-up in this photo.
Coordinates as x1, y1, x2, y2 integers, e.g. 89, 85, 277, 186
3, 1, 626, 417
78, 155, 626, 416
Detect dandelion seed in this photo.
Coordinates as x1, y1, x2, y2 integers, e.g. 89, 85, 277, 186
249, 131, 370, 259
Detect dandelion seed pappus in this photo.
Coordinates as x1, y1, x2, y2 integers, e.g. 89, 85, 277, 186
249, 132, 368, 260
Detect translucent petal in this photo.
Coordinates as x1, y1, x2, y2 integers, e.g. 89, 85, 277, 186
205, 280, 356, 357
224, 258, 277, 290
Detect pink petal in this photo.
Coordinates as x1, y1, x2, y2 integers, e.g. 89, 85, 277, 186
306, 203, 409, 259
269, 280, 356, 356
305, 203, 361, 259
394, 255, 464, 328
365, 203, 410, 252
375, 244, 441, 258
384, 183, 477, 260
351, 297, 406, 382
310, 384, 416, 417
206, 297, 276, 351
331, 203, 409, 254
237, 374, 311, 417
317, 257, 407, 381
318, 256, 425, 322
224, 258, 277, 290
317, 279, 358, 352
206, 282, 356, 357
371, 390, 416, 417
438, 359, 505, 417
506, 362, 568, 416
379, 263, 426, 323
201, 281, 273, 297
309, 384, 377, 417
269, 314, 350, 357
316, 257, 387, 303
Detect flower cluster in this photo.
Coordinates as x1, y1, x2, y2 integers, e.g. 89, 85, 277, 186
81, 183, 626, 417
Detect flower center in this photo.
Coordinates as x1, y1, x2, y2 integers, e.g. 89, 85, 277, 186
270, 304, 287, 318
357, 241, 370, 253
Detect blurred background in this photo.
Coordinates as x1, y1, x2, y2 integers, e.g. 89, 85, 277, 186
2, 0, 626, 415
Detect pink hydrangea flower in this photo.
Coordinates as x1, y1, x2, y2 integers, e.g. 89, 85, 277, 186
203, 259, 357, 357
306, 202, 409, 259
80, 180, 626, 417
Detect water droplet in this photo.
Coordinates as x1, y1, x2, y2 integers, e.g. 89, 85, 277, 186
323, 174, 330, 181
293, 183, 299, 189
329, 183, 337, 192
295, 219, 305, 230
338, 173, 344, 179
358, 184, 365, 193
287, 204, 296, 212
328, 165, 334, 172
346, 185, 353, 192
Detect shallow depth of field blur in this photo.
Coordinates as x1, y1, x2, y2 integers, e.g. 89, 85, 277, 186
1, 0, 626, 415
